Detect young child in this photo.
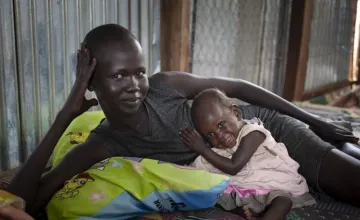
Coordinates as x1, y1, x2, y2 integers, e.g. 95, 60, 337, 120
179, 88, 315, 220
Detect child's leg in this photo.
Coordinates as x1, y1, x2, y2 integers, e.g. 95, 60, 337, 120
260, 196, 292, 220
227, 206, 254, 220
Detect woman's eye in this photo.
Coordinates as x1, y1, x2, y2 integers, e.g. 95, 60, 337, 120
218, 121, 225, 128
136, 71, 145, 77
111, 73, 122, 79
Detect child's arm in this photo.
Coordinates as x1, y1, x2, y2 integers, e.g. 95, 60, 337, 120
179, 128, 265, 175
259, 196, 292, 220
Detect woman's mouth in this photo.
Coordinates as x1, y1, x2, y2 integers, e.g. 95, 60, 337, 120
121, 98, 141, 106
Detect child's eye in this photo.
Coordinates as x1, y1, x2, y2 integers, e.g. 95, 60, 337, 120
207, 132, 214, 139
218, 121, 225, 128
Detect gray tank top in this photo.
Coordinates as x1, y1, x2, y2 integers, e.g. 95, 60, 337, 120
90, 77, 198, 165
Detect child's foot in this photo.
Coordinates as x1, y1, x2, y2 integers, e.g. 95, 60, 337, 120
242, 206, 253, 220
229, 206, 249, 219
228, 206, 258, 219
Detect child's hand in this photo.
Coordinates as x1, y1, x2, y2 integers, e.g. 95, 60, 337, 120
179, 128, 208, 153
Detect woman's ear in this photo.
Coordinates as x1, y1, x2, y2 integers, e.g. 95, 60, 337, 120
231, 104, 242, 120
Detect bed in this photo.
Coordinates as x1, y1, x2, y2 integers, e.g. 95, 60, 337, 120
1, 103, 360, 220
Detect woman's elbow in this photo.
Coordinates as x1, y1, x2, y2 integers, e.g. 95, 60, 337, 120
26, 178, 59, 215
227, 167, 241, 176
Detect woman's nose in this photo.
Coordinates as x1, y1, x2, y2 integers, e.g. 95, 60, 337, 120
125, 76, 140, 93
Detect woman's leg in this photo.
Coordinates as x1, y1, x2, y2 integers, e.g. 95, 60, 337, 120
318, 149, 360, 207
337, 142, 360, 160
240, 104, 360, 160
239, 104, 360, 201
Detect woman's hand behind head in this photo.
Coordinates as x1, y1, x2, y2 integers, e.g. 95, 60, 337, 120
61, 44, 98, 120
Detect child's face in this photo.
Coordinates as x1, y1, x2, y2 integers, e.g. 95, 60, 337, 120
91, 41, 149, 116
196, 104, 242, 149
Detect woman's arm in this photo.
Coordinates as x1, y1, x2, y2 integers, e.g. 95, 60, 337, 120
179, 128, 265, 175
153, 72, 358, 143
25, 140, 112, 215
152, 72, 318, 124
6, 45, 101, 214
6, 111, 73, 205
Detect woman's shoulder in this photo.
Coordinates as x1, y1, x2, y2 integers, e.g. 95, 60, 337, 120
87, 118, 112, 139
148, 73, 178, 90
147, 74, 188, 102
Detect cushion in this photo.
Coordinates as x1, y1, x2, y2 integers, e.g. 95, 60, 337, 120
52, 111, 105, 167
47, 111, 229, 220
47, 157, 229, 219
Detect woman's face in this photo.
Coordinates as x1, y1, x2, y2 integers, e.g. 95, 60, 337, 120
91, 41, 149, 116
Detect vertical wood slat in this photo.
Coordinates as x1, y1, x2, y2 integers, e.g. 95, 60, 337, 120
160, 0, 191, 72
283, 0, 313, 101
351, 0, 360, 83
349, 0, 358, 82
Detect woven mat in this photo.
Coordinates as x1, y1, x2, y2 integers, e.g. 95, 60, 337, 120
291, 200, 360, 220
